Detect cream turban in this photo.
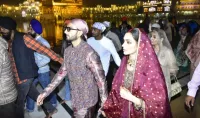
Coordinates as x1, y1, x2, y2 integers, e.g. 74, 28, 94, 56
92, 22, 106, 32
102, 21, 110, 28
71, 19, 89, 39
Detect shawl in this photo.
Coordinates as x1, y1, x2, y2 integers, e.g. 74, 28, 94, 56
103, 29, 172, 118
186, 30, 200, 67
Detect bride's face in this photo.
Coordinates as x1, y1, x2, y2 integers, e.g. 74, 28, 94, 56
122, 32, 138, 55
150, 32, 160, 46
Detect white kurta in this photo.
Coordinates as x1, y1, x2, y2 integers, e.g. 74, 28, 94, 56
87, 36, 121, 76
105, 31, 122, 52
157, 46, 179, 100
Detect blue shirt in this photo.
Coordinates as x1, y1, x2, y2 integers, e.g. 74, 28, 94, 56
34, 35, 50, 73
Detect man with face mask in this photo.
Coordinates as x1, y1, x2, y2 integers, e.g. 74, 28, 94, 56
37, 19, 108, 118
0, 16, 63, 118
25, 19, 57, 112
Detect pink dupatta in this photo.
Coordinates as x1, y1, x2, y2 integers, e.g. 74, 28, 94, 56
103, 29, 172, 118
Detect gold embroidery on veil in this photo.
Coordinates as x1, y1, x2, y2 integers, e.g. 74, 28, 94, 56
128, 29, 146, 118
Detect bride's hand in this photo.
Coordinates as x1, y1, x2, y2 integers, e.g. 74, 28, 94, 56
120, 86, 141, 105
120, 86, 133, 101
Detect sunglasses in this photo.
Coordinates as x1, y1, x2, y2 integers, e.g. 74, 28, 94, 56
64, 27, 80, 32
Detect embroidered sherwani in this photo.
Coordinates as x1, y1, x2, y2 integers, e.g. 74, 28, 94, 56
41, 40, 108, 117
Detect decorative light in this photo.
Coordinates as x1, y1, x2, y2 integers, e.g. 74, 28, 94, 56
149, 7, 156, 12
22, 10, 27, 17
164, 6, 170, 11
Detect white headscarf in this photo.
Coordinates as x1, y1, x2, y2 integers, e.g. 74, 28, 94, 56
92, 22, 106, 32
149, 29, 173, 51
157, 29, 172, 51
103, 21, 110, 28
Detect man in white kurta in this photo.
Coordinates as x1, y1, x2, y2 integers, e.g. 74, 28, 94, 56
87, 22, 121, 76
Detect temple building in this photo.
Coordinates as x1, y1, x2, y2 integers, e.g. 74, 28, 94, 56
40, 0, 82, 21
143, 0, 171, 13
176, 0, 200, 15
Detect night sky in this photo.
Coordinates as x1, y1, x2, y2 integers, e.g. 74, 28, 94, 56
0, 0, 22, 5
0, 0, 147, 6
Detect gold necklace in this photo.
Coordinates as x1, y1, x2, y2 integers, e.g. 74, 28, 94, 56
127, 59, 135, 67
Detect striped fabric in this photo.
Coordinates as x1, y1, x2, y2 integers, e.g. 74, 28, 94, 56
0, 37, 17, 105
8, 34, 63, 84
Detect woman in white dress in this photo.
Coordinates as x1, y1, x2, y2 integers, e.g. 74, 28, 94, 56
149, 29, 179, 100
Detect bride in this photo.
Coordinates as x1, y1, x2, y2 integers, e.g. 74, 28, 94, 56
149, 29, 179, 100
103, 28, 172, 118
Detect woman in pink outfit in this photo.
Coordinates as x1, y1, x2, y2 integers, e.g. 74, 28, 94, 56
103, 28, 172, 118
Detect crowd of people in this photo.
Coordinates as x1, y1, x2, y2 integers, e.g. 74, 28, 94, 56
0, 15, 200, 118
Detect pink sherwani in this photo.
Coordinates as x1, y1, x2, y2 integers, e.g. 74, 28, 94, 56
41, 41, 108, 117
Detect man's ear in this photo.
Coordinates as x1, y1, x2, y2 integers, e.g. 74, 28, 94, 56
77, 30, 83, 37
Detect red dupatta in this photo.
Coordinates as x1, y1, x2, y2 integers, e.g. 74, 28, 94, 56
103, 29, 172, 118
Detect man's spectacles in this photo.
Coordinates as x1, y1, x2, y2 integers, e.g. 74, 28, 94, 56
64, 27, 80, 32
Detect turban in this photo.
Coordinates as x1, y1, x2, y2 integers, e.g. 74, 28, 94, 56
121, 16, 128, 21
92, 22, 106, 32
187, 20, 199, 36
71, 19, 89, 39
103, 21, 110, 28
0, 16, 17, 30
30, 19, 43, 34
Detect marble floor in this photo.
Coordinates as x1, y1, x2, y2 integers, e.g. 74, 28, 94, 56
25, 67, 196, 118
